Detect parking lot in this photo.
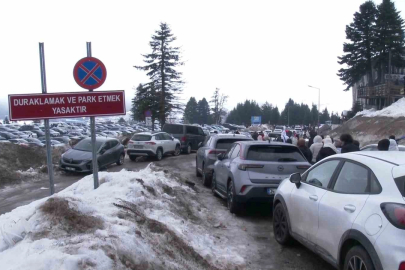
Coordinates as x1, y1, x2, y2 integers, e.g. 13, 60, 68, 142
0, 153, 333, 269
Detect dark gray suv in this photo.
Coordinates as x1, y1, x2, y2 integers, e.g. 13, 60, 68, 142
196, 134, 253, 186
59, 137, 125, 173
162, 124, 206, 154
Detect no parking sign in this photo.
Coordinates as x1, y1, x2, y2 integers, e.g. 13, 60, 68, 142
73, 57, 107, 90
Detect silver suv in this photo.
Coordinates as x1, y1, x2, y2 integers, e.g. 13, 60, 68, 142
127, 132, 181, 161
212, 141, 311, 214
196, 134, 253, 186
274, 151, 405, 270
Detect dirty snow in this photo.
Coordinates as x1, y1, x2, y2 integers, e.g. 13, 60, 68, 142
356, 97, 405, 118
0, 164, 244, 270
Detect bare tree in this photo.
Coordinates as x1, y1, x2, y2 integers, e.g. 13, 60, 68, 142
210, 88, 228, 124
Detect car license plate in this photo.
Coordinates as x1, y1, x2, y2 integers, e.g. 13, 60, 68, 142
133, 145, 143, 149
267, 188, 276, 195
66, 167, 75, 171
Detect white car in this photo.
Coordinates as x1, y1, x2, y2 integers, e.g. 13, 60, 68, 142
127, 132, 181, 161
273, 151, 405, 270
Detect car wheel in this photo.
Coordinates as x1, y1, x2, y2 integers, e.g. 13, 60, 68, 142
129, 155, 136, 162
156, 148, 163, 161
202, 164, 211, 187
344, 246, 375, 270
116, 154, 125, 165
211, 172, 218, 197
227, 179, 241, 214
196, 159, 202, 177
273, 203, 293, 245
184, 144, 191, 154
173, 145, 181, 156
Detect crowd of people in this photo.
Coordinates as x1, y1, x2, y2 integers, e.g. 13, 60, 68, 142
249, 128, 401, 165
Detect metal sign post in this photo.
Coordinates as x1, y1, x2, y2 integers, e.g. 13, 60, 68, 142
86, 42, 99, 189
39, 43, 55, 195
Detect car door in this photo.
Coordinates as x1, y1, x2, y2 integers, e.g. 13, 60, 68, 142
109, 140, 120, 162
98, 141, 112, 166
316, 161, 373, 261
216, 144, 236, 193
197, 127, 206, 148
289, 159, 341, 245
163, 133, 175, 152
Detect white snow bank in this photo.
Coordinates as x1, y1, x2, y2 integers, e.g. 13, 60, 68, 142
356, 98, 405, 118
0, 164, 244, 270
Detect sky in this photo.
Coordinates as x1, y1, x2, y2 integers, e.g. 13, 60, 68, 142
0, 0, 404, 117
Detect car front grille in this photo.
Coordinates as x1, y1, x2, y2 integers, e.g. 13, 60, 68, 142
63, 157, 82, 164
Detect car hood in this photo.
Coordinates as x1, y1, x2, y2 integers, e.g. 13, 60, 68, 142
63, 149, 93, 161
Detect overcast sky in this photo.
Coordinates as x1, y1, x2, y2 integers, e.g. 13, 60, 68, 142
0, 0, 404, 116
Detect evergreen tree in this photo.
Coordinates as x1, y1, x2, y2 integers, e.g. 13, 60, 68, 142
311, 104, 319, 126
131, 83, 159, 130
338, 1, 378, 91
135, 23, 184, 127
331, 112, 341, 124
197, 98, 211, 125
3, 116, 9, 124
374, 0, 405, 83
183, 97, 198, 124
261, 102, 273, 124
348, 101, 363, 119
270, 107, 280, 125
210, 88, 228, 124
319, 108, 331, 124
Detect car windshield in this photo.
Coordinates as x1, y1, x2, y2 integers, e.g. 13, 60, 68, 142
216, 138, 251, 150
131, 134, 152, 141
74, 139, 104, 152
246, 145, 306, 162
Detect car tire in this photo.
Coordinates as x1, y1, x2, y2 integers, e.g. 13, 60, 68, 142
116, 154, 125, 165
184, 144, 191, 154
173, 145, 181, 156
273, 203, 293, 245
202, 163, 211, 187
227, 179, 241, 214
129, 155, 137, 162
343, 246, 375, 270
211, 171, 218, 197
196, 159, 202, 177
156, 148, 163, 161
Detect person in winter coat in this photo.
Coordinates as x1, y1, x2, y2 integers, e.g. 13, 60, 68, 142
252, 131, 258, 140
334, 139, 342, 153
309, 135, 323, 164
340, 134, 360, 153
389, 139, 399, 151
308, 130, 317, 148
298, 139, 312, 162
257, 132, 264, 141
291, 134, 298, 146
378, 139, 390, 151
316, 138, 338, 162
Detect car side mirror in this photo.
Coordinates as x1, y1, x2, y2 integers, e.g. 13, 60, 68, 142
217, 153, 224, 161
289, 172, 301, 188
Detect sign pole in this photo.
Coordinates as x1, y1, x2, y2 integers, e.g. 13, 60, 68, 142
39, 42, 55, 195
87, 42, 99, 189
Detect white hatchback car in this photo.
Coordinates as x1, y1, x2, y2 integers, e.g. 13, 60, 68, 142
273, 152, 405, 270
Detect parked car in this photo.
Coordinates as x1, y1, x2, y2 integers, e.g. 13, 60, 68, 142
25, 138, 45, 147
273, 151, 405, 270
41, 140, 66, 148
0, 132, 17, 140
21, 131, 37, 138
212, 141, 311, 214
127, 132, 181, 161
19, 125, 37, 131
361, 143, 405, 151
196, 134, 253, 186
162, 124, 206, 154
10, 131, 29, 139
0, 136, 6, 141
59, 137, 125, 173
31, 129, 45, 137
8, 139, 29, 146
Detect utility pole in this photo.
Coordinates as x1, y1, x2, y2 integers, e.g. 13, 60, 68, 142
308, 85, 321, 127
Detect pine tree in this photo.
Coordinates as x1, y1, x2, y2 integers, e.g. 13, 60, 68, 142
338, 1, 378, 91
310, 104, 319, 126
197, 98, 211, 125
135, 23, 184, 127
374, 0, 405, 83
319, 108, 331, 124
131, 83, 159, 130
183, 97, 198, 124
270, 107, 280, 125
261, 102, 273, 124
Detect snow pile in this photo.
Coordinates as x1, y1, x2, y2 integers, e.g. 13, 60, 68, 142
356, 98, 405, 118
0, 165, 244, 270
16, 167, 38, 177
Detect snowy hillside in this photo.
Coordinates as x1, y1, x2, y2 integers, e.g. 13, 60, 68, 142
0, 165, 244, 270
356, 98, 405, 118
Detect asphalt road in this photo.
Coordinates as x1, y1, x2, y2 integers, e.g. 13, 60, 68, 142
0, 153, 334, 270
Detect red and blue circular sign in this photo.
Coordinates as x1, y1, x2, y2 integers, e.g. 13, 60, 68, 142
73, 57, 107, 90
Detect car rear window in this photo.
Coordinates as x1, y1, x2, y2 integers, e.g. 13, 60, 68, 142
394, 176, 405, 197
131, 134, 152, 141
216, 139, 250, 150
246, 145, 306, 162
163, 124, 183, 134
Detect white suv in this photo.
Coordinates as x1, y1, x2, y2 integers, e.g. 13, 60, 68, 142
273, 151, 405, 270
127, 132, 181, 161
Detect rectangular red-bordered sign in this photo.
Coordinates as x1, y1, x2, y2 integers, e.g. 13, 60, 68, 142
9, 90, 126, 121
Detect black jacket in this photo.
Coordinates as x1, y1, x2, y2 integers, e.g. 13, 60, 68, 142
341, 143, 360, 153
299, 146, 313, 163
316, 147, 336, 162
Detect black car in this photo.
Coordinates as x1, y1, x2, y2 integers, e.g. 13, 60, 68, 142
162, 124, 206, 154
59, 137, 125, 173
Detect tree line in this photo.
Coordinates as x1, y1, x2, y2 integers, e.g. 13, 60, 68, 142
338, 0, 405, 91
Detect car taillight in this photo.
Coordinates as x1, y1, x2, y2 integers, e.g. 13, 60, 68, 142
238, 164, 264, 171
399, 262, 405, 270
181, 136, 186, 142
145, 142, 156, 145
296, 165, 310, 170
381, 203, 405, 229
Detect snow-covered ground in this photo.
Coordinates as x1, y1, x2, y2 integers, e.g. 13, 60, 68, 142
356, 97, 405, 118
0, 165, 244, 270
